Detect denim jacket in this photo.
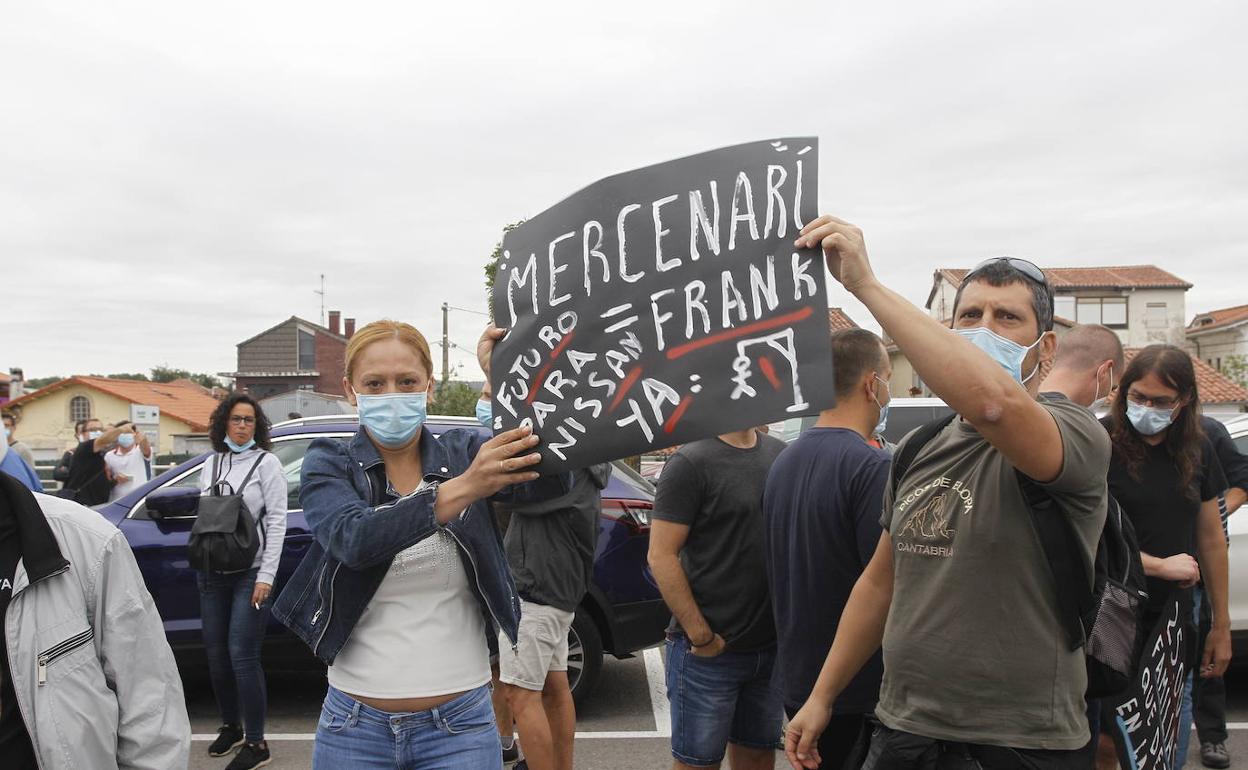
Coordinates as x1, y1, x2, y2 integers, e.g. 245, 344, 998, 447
272, 426, 570, 664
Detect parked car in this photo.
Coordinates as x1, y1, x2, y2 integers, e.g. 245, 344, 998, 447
1219, 414, 1248, 656
96, 415, 667, 705
780, 397, 954, 447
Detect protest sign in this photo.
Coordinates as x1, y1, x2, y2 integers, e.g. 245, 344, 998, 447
489, 138, 833, 473
1109, 590, 1194, 770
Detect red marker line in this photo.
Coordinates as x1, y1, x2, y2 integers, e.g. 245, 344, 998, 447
608, 366, 644, 413
524, 332, 577, 406
663, 394, 694, 434
758, 356, 782, 390
665, 307, 814, 360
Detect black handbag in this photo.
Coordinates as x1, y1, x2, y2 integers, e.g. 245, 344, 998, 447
188, 453, 267, 573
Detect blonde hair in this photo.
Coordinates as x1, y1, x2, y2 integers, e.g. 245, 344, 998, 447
344, 320, 434, 384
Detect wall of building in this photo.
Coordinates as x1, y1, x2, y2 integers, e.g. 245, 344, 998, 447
8, 386, 195, 460
1188, 327, 1248, 372
239, 320, 298, 372
1123, 288, 1187, 348
314, 331, 346, 395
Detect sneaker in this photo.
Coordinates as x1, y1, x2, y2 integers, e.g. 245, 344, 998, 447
1201, 742, 1231, 769
224, 741, 271, 770
501, 737, 520, 764
207, 725, 244, 757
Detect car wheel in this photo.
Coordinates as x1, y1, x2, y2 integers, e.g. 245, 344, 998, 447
568, 608, 603, 708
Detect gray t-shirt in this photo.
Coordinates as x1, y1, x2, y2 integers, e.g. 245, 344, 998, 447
877, 398, 1110, 750
653, 433, 786, 652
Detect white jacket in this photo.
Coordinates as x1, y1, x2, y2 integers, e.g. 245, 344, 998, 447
2, 487, 190, 769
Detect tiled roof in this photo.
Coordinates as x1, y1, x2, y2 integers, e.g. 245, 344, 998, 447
0, 372, 8, 383
938, 265, 1192, 291
1123, 348, 1248, 405
1188, 304, 1248, 335
828, 308, 859, 331
5, 376, 222, 431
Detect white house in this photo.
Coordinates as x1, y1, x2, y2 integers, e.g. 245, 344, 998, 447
926, 265, 1192, 348
1186, 304, 1248, 375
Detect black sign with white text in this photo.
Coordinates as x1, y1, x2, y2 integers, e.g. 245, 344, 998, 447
1109, 590, 1194, 770
489, 138, 833, 473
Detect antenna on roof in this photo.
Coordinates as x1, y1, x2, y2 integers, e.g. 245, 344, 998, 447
314, 274, 326, 326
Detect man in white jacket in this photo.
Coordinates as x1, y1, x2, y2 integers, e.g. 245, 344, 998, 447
0, 470, 190, 770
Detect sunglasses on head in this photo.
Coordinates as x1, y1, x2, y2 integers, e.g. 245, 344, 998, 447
967, 257, 1047, 286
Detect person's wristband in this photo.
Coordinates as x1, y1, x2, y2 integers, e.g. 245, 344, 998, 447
690, 633, 715, 648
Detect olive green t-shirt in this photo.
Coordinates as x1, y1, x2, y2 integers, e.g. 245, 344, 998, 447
877, 397, 1110, 750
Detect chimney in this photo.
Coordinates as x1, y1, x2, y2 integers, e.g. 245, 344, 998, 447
344, 317, 356, 338
8, 368, 23, 399
328, 310, 341, 336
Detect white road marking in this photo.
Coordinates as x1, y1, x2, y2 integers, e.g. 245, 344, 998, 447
643, 645, 671, 738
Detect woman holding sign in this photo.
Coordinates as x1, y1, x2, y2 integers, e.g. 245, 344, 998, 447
1104, 344, 1230, 769
272, 319, 569, 770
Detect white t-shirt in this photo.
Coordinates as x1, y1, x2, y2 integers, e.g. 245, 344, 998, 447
105, 446, 150, 501
328, 485, 490, 699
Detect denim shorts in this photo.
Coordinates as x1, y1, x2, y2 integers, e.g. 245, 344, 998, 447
665, 633, 783, 767
312, 685, 501, 769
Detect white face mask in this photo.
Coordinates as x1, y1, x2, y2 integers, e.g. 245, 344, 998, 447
1090, 364, 1115, 412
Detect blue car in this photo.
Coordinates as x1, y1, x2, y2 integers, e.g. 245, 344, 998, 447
94, 415, 666, 705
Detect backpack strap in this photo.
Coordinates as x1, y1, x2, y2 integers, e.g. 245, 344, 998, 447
890, 413, 958, 498
1018, 472, 1094, 651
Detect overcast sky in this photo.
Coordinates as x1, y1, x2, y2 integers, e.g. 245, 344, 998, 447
2, 1, 1245, 384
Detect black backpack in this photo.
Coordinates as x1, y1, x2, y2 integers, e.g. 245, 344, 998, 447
892, 412, 1148, 698
188, 453, 267, 574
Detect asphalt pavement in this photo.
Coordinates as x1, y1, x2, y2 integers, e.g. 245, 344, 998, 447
185, 655, 1248, 769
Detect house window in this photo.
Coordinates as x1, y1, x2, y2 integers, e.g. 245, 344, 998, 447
298, 330, 316, 371
1075, 297, 1128, 328
70, 395, 92, 422
1054, 296, 1076, 321
1145, 303, 1168, 329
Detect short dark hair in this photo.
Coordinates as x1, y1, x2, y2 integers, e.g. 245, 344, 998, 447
832, 329, 888, 398
1, 412, 14, 426
74, 419, 85, 435
952, 259, 1055, 335
208, 394, 272, 453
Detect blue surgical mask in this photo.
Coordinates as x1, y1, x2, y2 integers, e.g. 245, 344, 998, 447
88, 430, 103, 441
1126, 400, 1175, 436
355, 391, 428, 448
118, 433, 136, 449
954, 327, 1043, 384
476, 398, 493, 429
871, 375, 891, 436
225, 437, 256, 453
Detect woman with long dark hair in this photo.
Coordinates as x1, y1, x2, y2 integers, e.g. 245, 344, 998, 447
1107, 344, 1230, 768
199, 393, 288, 770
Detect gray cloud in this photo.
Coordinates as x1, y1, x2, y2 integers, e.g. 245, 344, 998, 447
2, 0, 1245, 381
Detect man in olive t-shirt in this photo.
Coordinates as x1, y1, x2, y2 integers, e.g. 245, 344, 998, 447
785, 219, 1110, 770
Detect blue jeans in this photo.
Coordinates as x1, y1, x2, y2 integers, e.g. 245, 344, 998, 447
665, 633, 783, 767
199, 568, 270, 742
312, 685, 501, 769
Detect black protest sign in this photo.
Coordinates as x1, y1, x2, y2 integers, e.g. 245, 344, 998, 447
1109, 590, 1194, 770
489, 138, 832, 473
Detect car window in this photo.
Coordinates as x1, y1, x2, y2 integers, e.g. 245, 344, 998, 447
610, 460, 656, 496
271, 438, 316, 510
881, 405, 953, 445
1234, 434, 1248, 455
130, 437, 321, 520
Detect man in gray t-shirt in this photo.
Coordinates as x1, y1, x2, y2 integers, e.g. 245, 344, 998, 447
785, 217, 1110, 770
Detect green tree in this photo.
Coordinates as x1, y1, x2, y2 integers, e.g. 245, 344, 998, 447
23, 376, 61, 390
107, 372, 151, 381
431, 381, 479, 417
1224, 354, 1248, 389
484, 220, 526, 319
150, 366, 223, 390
